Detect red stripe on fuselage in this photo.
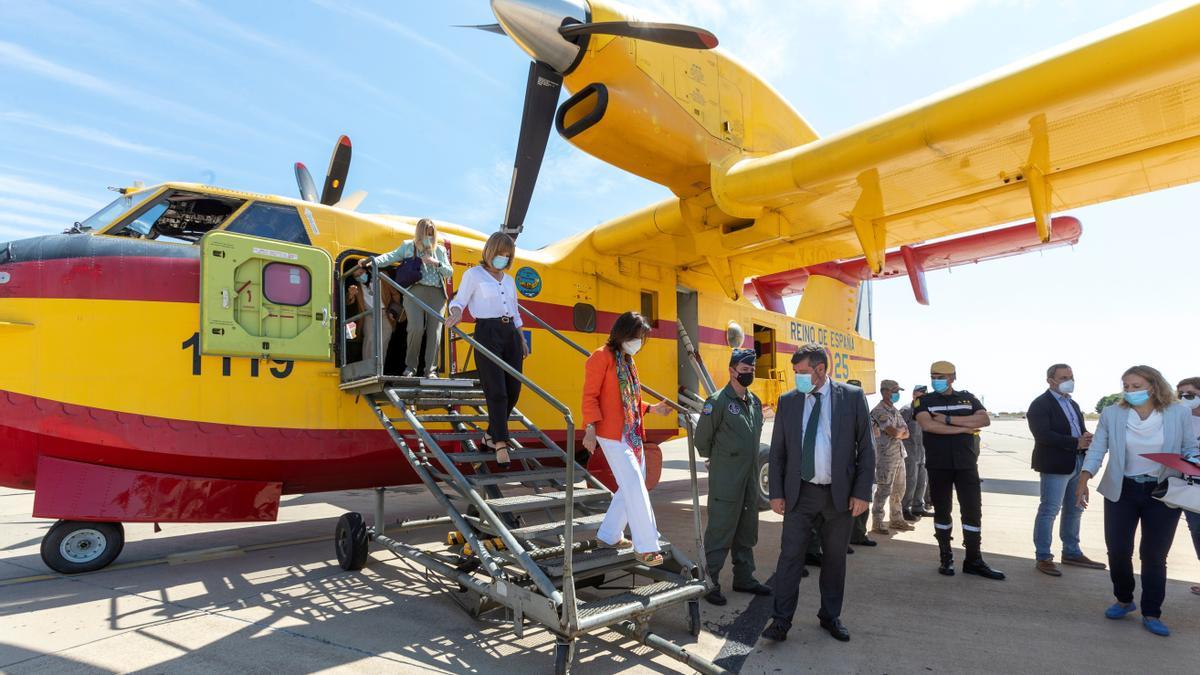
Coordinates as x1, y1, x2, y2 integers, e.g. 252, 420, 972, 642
0, 257, 198, 303
0, 389, 675, 496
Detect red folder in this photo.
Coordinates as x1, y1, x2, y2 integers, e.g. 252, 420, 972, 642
1142, 453, 1200, 476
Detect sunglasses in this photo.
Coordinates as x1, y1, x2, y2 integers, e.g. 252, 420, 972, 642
1179, 392, 1198, 400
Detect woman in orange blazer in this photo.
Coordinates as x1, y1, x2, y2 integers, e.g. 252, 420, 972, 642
582, 311, 673, 566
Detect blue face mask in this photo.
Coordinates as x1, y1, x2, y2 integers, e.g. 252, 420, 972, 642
890, 392, 900, 403
931, 379, 949, 393
794, 373, 815, 394
1124, 390, 1151, 406
423, 237, 434, 248
492, 255, 510, 270
355, 273, 369, 284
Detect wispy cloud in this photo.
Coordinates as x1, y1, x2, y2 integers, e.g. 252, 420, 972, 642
309, 0, 507, 91
0, 211, 68, 237
0, 40, 117, 94
0, 174, 106, 211
0, 197, 83, 221
0, 112, 202, 163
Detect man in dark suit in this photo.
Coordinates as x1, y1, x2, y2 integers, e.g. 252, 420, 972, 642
1028, 363, 1106, 575
761, 344, 874, 643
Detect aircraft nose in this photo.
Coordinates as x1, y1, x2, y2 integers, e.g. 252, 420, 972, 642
491, 0, 589, 73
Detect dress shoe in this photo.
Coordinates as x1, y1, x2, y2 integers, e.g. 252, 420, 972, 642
846, 546, 854, 555
733, 581, 773, 596
963, 558, 1006, 580
805, 553, 823, 567
1035, 560, 1062, 576
1061, 554, 1106, 570
911, 507, 933, 517
903, 509, 920, 522
802, 567, 810, 578
889, 520, 915, 532
819, 617, 851, 642
761, 620, 789, 642
704, 585, 727, 606
850, 537, 877, 547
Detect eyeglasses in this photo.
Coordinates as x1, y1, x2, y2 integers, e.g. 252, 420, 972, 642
1179, 392, 1198, 400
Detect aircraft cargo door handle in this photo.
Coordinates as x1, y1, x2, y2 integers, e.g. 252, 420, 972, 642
221, 289, 230, 309
320, 307, 330, 327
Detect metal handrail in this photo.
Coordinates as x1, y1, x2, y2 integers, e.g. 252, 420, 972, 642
518, 304, 711, 587
350, 255, 582, 629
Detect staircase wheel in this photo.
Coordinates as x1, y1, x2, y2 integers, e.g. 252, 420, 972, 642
687, 599, 701, 637
335, 512, 370, 570
553, 638, 576, 675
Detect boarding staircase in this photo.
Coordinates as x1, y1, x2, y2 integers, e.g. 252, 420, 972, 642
334, 254, 722, 675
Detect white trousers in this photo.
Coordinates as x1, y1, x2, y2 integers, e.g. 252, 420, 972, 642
596, 436, 660, 554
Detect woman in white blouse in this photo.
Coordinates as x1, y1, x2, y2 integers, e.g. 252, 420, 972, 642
1075, 365, 1200, 637
445, 232, 528, 467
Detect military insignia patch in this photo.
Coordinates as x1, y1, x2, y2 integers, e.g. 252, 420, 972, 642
728, 403, 741, 415
702, 402, 713, 415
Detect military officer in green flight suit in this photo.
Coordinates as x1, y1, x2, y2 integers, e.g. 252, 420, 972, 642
695, 348, 773, 605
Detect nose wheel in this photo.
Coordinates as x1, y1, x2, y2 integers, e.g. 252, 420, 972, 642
40, 520, 125, 574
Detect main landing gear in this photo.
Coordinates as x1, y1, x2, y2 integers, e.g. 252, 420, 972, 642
40, 520, 125, 574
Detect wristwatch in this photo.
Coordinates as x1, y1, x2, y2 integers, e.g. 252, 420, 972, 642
944, 414, 953, 425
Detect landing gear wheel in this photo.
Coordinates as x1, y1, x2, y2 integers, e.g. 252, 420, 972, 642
335, 512, 370, 571
757, 443, 771, 511
553, 638, 576, 675
40, 520, 124, 574
687, 599, 701, 637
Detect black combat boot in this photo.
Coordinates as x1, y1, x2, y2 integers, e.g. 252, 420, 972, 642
935, 530, 955, 576
962, 530, 1006, 580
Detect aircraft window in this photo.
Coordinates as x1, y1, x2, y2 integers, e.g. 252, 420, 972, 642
263, 262, 312, 306
225, 202, 311, 245
75, 188, 161, 232
573, 303, 596, 333
104, 190, 244, 243
640, 290, 659, 328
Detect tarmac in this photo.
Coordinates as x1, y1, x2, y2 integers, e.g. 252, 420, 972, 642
1, 419, 1198, 674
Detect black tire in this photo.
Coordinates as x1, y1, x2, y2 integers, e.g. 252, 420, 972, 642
40, 520, 124, 574
335, 512, 370, 571
757, 443, 771, 511
554, 639, 576, 675
687, 599, 701, 637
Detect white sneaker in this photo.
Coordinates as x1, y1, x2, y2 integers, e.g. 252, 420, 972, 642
401, 368, 416, 377
425, 370, 438, 379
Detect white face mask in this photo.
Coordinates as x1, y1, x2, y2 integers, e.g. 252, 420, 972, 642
622, 339, 643, 355
1057, 379, 1075, 395
1181, 395, 1200, 410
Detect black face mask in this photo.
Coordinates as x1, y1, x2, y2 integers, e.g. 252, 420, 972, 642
736, 372, 755, 387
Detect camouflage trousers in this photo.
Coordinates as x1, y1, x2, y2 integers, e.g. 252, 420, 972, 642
872, 449, 907, 525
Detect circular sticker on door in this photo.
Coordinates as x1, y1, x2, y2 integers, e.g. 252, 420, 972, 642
515, 266, 542, 298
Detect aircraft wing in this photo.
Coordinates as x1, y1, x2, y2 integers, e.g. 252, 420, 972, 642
581, 2, 1200, 296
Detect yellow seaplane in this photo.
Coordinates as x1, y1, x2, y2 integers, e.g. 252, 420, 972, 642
1, 0, 1198, 585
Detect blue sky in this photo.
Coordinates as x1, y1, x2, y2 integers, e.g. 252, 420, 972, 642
2, 0, 1196, 411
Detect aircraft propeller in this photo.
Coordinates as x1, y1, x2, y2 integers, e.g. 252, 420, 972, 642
293, 135, 359, 208
467, 0, 718, 241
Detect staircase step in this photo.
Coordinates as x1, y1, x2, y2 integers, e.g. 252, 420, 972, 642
508, 513, 606, 540
427, 430, 542, 442
575, 578, 707, 631
383, 377, 479, 388
434, 448, 564, 464
485, 489, 610, 513
414, 413, 519, 424
411, 399, 490, 408
468, 468, 568, 486
536, 540, 673, 577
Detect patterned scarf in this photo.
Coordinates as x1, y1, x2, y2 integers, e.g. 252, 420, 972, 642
614, 349, 644, 461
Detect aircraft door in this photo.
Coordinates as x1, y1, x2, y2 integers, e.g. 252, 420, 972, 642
199, 231, 333, 361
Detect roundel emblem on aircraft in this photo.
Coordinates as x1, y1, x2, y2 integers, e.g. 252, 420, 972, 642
515, 266, 542, 298
0, 272, 9, 284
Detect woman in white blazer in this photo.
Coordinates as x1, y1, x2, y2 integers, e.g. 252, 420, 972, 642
1076, 365, 1200, 637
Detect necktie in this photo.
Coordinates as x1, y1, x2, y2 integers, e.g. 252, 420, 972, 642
802, 392, 821, 481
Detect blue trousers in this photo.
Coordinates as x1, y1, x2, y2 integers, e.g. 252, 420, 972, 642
1033, 454, 1085, 561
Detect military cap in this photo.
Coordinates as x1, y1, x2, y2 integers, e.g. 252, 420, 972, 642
880, 379, 904, 391
730, 348, 757, 366
931, 360, 956, 375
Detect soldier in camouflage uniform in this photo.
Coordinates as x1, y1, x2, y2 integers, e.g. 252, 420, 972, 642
870, 379, 913, 535
695, 348, 772, 605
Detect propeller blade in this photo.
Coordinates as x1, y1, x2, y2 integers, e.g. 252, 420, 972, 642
455, 23, 506, 35
559, 21, 718, 49
294, 162, 318, 202
320, 135, 352, 206
501, 61, 562, 240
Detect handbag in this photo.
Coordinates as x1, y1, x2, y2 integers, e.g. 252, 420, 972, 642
392, 252, 423, 288
1152, 474, 1200, 513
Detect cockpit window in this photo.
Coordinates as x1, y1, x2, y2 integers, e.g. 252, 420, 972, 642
103, 190, 245, 244
224, 202, 311, 245
76, 188, 162, 232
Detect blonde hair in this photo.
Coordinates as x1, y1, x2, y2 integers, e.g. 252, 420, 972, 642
414, 218, 438, 253
481, 231, 515, 271
1120, 365, 1176, 411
